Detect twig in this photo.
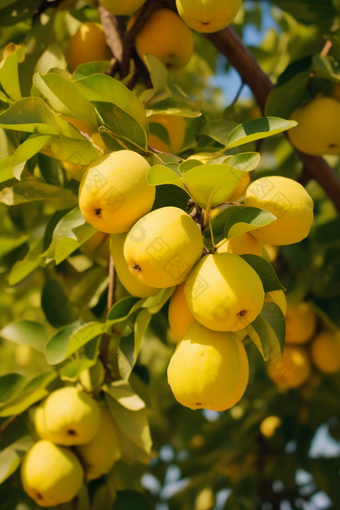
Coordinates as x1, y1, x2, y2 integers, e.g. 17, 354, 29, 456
321, 39, 333, 56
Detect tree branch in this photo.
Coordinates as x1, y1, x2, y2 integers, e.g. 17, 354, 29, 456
205, 26, 340, 211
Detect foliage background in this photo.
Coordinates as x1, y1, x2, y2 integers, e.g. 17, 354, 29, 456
0, 0, 340, 509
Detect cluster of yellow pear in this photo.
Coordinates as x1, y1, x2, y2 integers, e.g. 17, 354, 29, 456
66, 1, 243, 74
267, 302, 340, 389
22, 386, 120, 507
288, 88, 340, 156
78, 147, 315, 411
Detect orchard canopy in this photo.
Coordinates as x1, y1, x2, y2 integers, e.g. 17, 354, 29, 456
1, 0, 340, 509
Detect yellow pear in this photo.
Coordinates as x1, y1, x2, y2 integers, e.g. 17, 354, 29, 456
66, 22, 112, 72
176, 0, 242, 33
98, 0, 146, 15
43, 387, 101, 446
285, 303, 316, 344
264, 290, 287, 316
267, 346, 311, 388
148, 115, 186, 153
310, 331, 340, 374
260, 416, 282, 438
228, 172, 250, 201
124, 206, 203, 289
288, 97, 340, 155
130, 9, 193, 71
34, 401, 48, 440
210, 339, 249, 411
76, 408, 121, 481
217, 232, 262, 256
110, 233, 159, 298
245, 176, 314, 246
329, 83, 340, 101
79, 360, 105, 393
185, 253, 264, 332
168, 282, 195, 342
21, 440, 84, 507
79, 150, 155, 234
167, 322, 241, 410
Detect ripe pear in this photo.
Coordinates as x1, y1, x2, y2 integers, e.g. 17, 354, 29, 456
79, 360, 105, 393
98, 0, 147, 15
167, 322, 240, 410
43, 387, 101, 446
210, 339, 249, 411
260, 416, 282, 438
76, 408, 121, 481
245, 176, 314, 246
79, 150, 155, 234
217, 232, 262, 256
267, 346, 311, 388
148, 115, 186, 154
66, 22, 112, 72
285, 303, 316, 344
124, 206, 203, 289
185, 253, 264, 332
168, 282, 195, 342
310, 331, 340, 374
176, 0, 242, 33
21, 440, 84, 507
110, 233, 159, 298
288, 97, 340, 156
130, 9, 193, 71
264, 290, 287, 316
34, 401, 48, 440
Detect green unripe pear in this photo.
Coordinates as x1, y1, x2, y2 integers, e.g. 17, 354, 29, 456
185, 253, 264, 332
43, 387, 101, 446
76, 408, 121, 481
79, 360, 105, 393
21, 440, 84, 507
98, 0, 147, 15
124, 206, 203, 289
110, 233, 159, 298
167, 322, 241, 410
79, 150, 155, 234
245, 176, 314, 246
176, 0, 242, 33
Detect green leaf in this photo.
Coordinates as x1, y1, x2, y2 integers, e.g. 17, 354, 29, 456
146, 96, 201, 118
105, 381, 145, 411
0, 181, 77, 208
0, 234, 28, 259
41, 279, 76, 328
147, 164, 184, 188
199, 119, 238, 145
240, 255, 285, 293
313, 54, 340, 83
59, 359, 95, 382
148, 121, 172, 148
41, 207, 96, 265
0, 320, 49, 352
245, 316, 271, 361
0, 436, 33, 484
0, 98, 84, 138
144, 54, 169, 93
225, 117, 297, 149
0, 157, 14, 183
260, 302, 286, 355
221, 206, 277, 239
0, 372, 57, 417
9, 236, 44, 285
34, 44, 67, 75
45, 320, 105, 365
117, 309, 152, 382
75, 74, 148, 132
265, 71, 311, 118
72, 61, 112, 80
11, 134, 55, 179
0, 374, 29, 405
143, 287, 175, 314
227, 152, 261, 172
106, 394, 152, 453
33, 73, 98, 125
113, 491, 152, 510
0, 43, 24, 102
107, 296, 143, 322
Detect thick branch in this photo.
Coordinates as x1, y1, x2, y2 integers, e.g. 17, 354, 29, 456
98, 5, 130, 78
205, 26, 340, 211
